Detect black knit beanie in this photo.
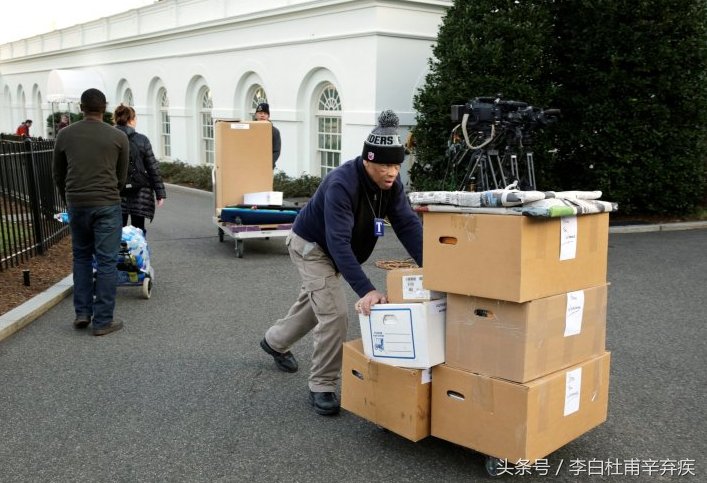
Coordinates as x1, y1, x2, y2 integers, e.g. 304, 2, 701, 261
362, 110, 405, 164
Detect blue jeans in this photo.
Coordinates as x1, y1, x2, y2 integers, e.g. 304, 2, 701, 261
68, 204, 122, 328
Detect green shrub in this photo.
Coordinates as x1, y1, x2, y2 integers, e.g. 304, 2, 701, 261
273, 172, 321, 198
160, 161, 213, 191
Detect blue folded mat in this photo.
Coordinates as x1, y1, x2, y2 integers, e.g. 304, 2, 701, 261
220, 206, 299, 225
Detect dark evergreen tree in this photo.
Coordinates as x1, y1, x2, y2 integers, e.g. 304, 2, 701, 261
411, 0, 558, 191
550, 0, 707, 214
412, 0, 707, 215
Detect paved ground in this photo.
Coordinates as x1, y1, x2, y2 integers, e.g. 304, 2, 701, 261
0, 185, 705, 482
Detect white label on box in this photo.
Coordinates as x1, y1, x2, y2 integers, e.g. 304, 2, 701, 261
559, 216, 578, 260
230, 123, 250, 130
564, 367, 583, 416
369, 309, 415, 359
564, 290, 585, 337
421, 368, 432, 384
402, 275, 430, 300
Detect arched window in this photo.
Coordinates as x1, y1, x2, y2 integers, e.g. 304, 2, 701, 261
316, 84, 342, 176
158, 88, 171, 158
123, 88, 134, 107
250, 86, 267, 119
199, 87, 214, 164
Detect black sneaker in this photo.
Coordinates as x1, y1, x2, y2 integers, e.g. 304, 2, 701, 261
92, 320, 124, 336
73, 315, 91, 329
260, 338, 298, 373
309, 391, 340, 416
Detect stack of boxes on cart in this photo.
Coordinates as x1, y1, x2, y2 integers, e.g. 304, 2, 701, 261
342, 210, 611, 462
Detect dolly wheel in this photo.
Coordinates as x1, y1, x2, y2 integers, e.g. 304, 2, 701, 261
485, 456, 506, 477
218, 228, 224, 242
235, 239, 244, 258
142, 277, 153, 299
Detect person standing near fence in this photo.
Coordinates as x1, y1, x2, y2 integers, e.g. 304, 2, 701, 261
16, 119, 32, 137
52, 88, 129, 336
113, 104, 166, 235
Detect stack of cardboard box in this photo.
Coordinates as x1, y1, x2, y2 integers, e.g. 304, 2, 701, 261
342, 212, 611, 461
342, 267, 445, 442
423, 212, 611, 462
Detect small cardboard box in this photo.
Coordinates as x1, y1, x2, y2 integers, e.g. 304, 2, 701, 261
341, 339, 431, 442
243, 191, 283, 206
423, 212, 609, 302
358, 299, 446, 369
431, 352, 611, 462
214, 120, 273, 211
445, 284, 608, 383
386, 268, 445, 304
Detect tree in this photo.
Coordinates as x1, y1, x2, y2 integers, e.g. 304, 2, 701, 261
412, 0, 707, 215
550, 0, 707, 214
412, 0, 558, 191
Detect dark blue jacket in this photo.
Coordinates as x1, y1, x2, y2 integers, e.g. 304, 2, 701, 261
293, 157, 422, 297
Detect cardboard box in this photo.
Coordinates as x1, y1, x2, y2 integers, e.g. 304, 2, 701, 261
358, 299, 446, 369
243, 191, 283, 206
214, 120, 273, 211
386, 268, 445, 304
423, 212, 609, 302
445, 284, 608, 382
431, 352, 611, 462
341, 339, 431, 442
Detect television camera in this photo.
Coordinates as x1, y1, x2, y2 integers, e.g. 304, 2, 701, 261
449, 96, 559, 191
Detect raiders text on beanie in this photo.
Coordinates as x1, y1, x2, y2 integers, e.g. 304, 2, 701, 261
362, 110, 405, 164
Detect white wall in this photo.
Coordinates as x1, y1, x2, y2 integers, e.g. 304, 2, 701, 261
0, 0, 450, 177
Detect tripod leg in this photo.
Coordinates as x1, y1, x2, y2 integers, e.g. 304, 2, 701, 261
492, 151, 508, 188
526, 152, 536, 190
459, 149, 483, 191
510, 154, 519, 182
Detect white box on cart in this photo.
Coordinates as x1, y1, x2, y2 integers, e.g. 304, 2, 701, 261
243, 191, 283, 206
358, 299, 446, 369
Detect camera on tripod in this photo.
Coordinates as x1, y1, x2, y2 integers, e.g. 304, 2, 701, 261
448, 95, 559, 191
451, 96, 559, 135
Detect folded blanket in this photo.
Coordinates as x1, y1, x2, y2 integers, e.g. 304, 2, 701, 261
409, 189, 603, 208
519, 198, 618, 218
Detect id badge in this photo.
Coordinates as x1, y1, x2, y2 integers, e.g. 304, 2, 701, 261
374, 217, 385, 237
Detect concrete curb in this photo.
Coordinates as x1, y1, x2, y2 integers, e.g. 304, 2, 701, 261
609, 220, 707, 233
0, 274, 73, 342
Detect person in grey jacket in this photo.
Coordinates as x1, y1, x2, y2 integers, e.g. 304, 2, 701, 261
113, 104, 167, 236
260, 110, 422, 416
52, 88, 128, 336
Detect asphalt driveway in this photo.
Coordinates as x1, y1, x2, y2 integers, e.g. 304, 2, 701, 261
0, 184, 704, 482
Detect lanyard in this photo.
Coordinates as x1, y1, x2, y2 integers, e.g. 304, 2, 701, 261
364, 189, 385, 237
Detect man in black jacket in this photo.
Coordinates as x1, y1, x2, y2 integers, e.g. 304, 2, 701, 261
260, 110, 422, 415
254, 102, 281, 168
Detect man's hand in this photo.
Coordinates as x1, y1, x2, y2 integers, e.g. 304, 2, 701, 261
355, 290, 387, 316
157, 198, 165, 208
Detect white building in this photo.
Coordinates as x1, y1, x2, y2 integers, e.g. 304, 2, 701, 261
0, 0, 451, 179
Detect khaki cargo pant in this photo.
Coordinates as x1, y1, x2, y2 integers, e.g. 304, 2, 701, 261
265, 232, 349, 392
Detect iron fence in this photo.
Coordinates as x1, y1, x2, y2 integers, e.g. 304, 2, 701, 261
0, 137, 69, 271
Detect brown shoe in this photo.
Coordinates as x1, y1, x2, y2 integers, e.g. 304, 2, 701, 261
92, 320, 124, 336
73, 315, 92, 329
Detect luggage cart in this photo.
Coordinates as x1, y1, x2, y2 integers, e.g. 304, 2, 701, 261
211, 156, 300, 258
108, 225, 154, 299
56, 214, 154, 299
214, 216, 293, 258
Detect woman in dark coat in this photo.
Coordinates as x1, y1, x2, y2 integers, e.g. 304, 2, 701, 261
113, 104, 166, 235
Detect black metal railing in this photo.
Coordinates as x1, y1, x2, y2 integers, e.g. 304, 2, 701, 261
0, 137, 69, 271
